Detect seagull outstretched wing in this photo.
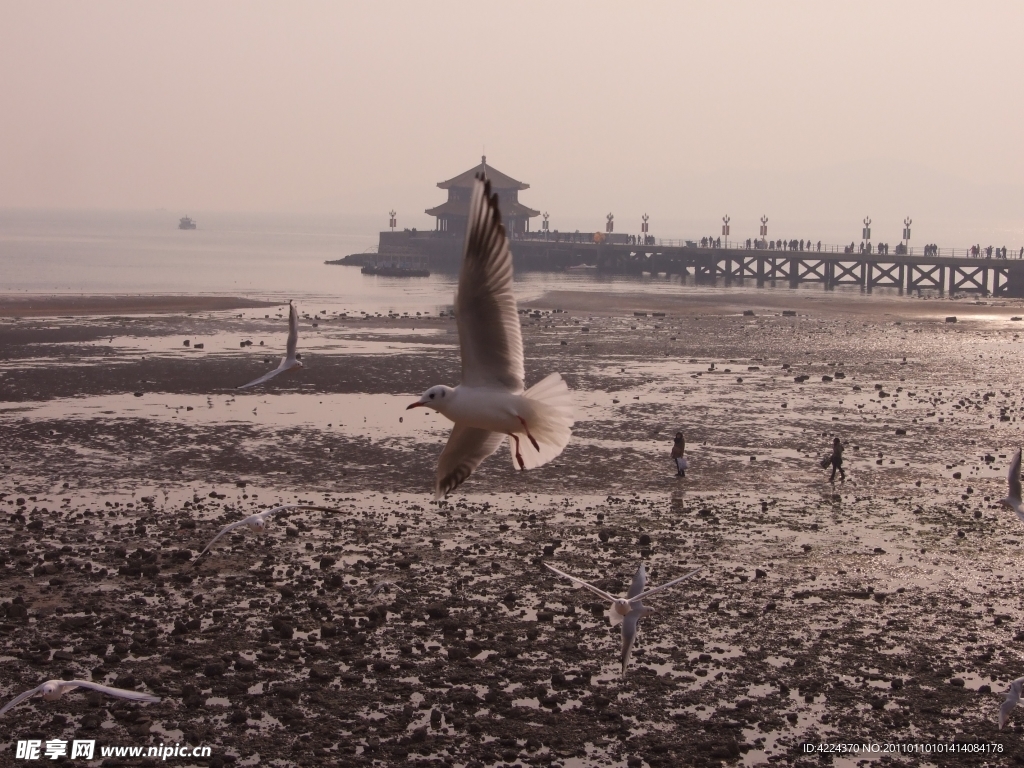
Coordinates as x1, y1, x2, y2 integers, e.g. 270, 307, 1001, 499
435, 425, 505, 499
285, 301, 298, 360
455, 177, 524, 392
237, 302, 300, 389
65, 680, 160, 703
1009, 448, 1022, 503
543, 562, 618, 603
634, 567, 704, 601
0, 684, 48, 716
193, 504, 338, 564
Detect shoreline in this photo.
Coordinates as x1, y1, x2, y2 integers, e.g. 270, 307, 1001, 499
0, 294, 278, 317
524, 287, 1024, 319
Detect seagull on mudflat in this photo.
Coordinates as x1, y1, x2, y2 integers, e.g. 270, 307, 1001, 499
237, 302, 303, 389
999, 676, 1024, 729
407, 176, 574, 497
192, 504, 339, 564
544, 561, 703, 674
0, 680, 159, 716
999, 448, 1024, 523
367, 581, 406, 597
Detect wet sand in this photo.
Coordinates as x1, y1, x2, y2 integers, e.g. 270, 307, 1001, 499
3, 289, 1024, 767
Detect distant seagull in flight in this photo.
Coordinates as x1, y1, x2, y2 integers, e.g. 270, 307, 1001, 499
237, 301, 303, 389
1000, 676, 1024, 729
407, 175, 574, 497
192, 504, 338, 565
0, 680, 159, 716
543, 561, 703, 674
999, 448, 1024, 523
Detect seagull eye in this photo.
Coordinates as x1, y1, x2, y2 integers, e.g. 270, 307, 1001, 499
429, 393, 435, 399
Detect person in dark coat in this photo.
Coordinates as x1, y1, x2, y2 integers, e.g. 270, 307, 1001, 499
671, 432, 687, 477
829, 437, 845, 483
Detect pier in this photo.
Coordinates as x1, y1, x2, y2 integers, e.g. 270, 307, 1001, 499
508, 241, 1024, 296
344, 158, 1024, 297
351, 231, 1024, 297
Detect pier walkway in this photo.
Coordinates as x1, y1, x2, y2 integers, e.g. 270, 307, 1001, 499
508, 241, 1024, 296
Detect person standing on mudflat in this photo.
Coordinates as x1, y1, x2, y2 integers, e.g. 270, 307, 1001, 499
829, 437, 845, 483
671, 432, 687, 477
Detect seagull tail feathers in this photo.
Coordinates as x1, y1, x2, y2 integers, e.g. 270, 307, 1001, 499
508, 373, 574, 470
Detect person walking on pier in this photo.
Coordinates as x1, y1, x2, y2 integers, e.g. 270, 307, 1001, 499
671, 432, 687, 477
825, 437, 845, 484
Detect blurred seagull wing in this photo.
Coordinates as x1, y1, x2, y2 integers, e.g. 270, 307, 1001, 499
1010, 448, 1022, 501
194, 517, 257, 562
0, 685, 46, 716
455, 177, 524, 391
620, 612, 642, 673
286, 302, 299, 360
237, 364, 287, 390
72, 681, 160, 703
634, 567, 704, 600
626, 563, 647, 600
435, 425, 505, 499
543, 562, 617, 603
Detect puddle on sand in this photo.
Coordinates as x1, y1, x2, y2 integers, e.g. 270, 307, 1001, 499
0, 391, 452, 440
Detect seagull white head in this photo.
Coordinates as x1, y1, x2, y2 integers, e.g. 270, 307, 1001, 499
248, 516, 269, 533
407, 385, 455, 413
39, 682, 62, 701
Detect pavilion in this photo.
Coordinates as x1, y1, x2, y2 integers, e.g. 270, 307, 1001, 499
425, 157, 540, 236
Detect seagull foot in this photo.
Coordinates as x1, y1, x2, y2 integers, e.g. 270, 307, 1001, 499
510, 433, 526, 470
518, 417, 540, 451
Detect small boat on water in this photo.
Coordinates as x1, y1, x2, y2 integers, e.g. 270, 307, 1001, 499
566, 263, 597, 271
179, 216, 197, 230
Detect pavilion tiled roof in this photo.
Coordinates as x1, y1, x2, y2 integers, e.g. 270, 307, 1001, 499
425, 198, 540, 218
437, 157, 530, 191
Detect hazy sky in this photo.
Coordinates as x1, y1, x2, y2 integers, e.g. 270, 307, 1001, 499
2, 2, 1023, 245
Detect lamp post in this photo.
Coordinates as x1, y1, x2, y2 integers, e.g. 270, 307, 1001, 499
641, 213, 649, 244
722, 215, 731, 249
759, 216, 768, 248
862, 216, 872, 253
903, 217, 912, 254
389, 210, 396, 232
606, 213, 614, 234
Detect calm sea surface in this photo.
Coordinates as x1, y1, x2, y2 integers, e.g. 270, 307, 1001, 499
0, 209, 923, 314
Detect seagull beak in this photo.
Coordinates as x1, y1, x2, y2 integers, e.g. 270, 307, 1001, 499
406, 400, 426, 410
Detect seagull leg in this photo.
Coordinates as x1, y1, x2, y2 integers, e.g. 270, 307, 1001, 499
517, 417, 540, 451
509, 433, 526, 470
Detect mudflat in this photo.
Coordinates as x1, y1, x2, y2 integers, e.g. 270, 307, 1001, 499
2, 289, 1023, 766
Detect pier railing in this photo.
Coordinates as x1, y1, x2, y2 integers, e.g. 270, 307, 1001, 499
515, 232, 1021, 259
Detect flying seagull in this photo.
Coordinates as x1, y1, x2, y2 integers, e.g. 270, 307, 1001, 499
1000, 676, 1024, 729
999, 448, 1024, 523
0, 680, 159, 716
237, 302, 303, 389
192, 504, 339, 564
407, 176, 574, 497
543, 561, 703, 674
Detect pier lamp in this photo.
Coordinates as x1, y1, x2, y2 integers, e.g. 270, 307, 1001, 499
641, 214, 649, 243
903, 217, 912, 249
722, 215, 731, 249
389, 210, 396, 232
862, 216, 872, 242
542, 212, 549, 232
760, 216, 768, 247
606, 213, 614, 234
